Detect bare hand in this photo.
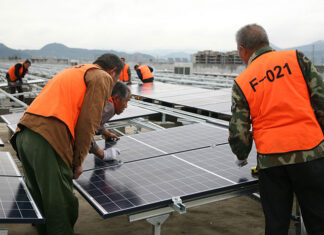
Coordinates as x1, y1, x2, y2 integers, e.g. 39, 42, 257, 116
104, 131, 120, 141
73, 165, 83, 179
95, 148, 105, 160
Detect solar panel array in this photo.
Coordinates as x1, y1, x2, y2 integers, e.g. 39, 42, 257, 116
82, 123, 228, 171
0, 152, 44, 223
75, 124, 258, 218
1, 105, 158, 126
1, 104, 159, 135
130, 82, 232, 117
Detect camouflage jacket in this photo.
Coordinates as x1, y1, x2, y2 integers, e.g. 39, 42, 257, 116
229, 46, 324, 169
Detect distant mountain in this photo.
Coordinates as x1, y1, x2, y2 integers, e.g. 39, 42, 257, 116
0, 43, 30, 58
268, 41, 324, 65
1, 41, 324, 65
286, 40, 324, 65
0, 43, 154, 62
270, 43, 281, 51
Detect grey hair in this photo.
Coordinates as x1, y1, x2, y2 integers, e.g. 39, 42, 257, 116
111, 81, 131, 100
236, 24, 269, 50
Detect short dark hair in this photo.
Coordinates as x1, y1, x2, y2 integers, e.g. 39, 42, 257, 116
111, 81, 131, 100
121, 57, 125, 60
24, 59, 31, 65
134, 64, 139, 70
93, 53, 123, 74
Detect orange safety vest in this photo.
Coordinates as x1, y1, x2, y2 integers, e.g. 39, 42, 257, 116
8, 62, 24, 82
25, 64, 100, 141
120, 64, 129, 82
235, 50, 323, 154
109, 97, 116, 111
138, 65, 153, 80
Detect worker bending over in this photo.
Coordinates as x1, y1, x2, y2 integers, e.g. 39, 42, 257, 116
134, 64, 154, 83
10, 54, 123, 235
89, 81, 131, 161
6, 59, 31, 100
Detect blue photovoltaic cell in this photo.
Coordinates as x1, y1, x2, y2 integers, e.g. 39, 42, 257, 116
0, 152, 44, 223
129, 82, 232, 116
82, 137, 163, 171
76, 124, 258, 218
0, 177, 44, 223
76, 151, 249, 218
174, 144, 258, 183
82, 123, 229, 171
130, 123, 228, 153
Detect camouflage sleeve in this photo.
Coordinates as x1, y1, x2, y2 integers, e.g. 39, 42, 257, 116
297, 51, 324, 132
228, 82, 253, 160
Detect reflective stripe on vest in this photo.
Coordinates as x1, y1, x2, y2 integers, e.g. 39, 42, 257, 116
138, 65, 153, 80
235, 50, 324, 154
120, 64, 129, 82
8, 62, 24, 82
25, 64, 100, 141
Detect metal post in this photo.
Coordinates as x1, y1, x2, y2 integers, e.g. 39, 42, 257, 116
0, 88, 28, 108
146, 214, 170, 235
295, 200, 307, 235
162, 113, 166, 123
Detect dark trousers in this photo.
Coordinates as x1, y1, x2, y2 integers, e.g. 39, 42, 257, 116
16, 128, 78, 235
6, 73, 24, 101
141, 77, 154, 83
9, 85, 24, 101
259, 158, 324, 235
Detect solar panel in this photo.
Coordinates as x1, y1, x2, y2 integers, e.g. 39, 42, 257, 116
82, 123, 229, 171
199, 102, 232, 115
7, 124, 16, 134
129, 82, 190, 98
82, 137, 162, 171
109, 105, 158, 122
129, 82, 232, 117
0, 152, 44, 223
130, 123, 228, 153
0, 112, 22, 125
0, 79, 45, 88
0, 152, 21, 177
0, 177, 44, 223
174, 144, 257, 183
1, 105, 159, 126
75, 143, 258, 218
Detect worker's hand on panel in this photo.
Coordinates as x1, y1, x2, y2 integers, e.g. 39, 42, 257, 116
104, 132, 120, 141
73, 165, 83, 179
235, 159, 248, 168
103, 147, 120, 161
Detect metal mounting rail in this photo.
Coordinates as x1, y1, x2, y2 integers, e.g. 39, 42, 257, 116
129, 99, 229, 128
0, 88, 28, 108
129, 184, 258, 235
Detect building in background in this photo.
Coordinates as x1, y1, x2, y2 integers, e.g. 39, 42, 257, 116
193, 50, 243, 65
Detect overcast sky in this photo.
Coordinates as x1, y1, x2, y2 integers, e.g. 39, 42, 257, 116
1, 0, 323, 53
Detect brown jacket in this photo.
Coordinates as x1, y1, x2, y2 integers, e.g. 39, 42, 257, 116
10, 67, 114, 168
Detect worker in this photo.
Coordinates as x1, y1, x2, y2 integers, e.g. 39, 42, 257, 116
119, 58, 131, 84
134, 64, 154, 83
6, 59, 31, 101
89, 81, 131, 161
229, 24, 324, 234
10, 53, 123, 235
